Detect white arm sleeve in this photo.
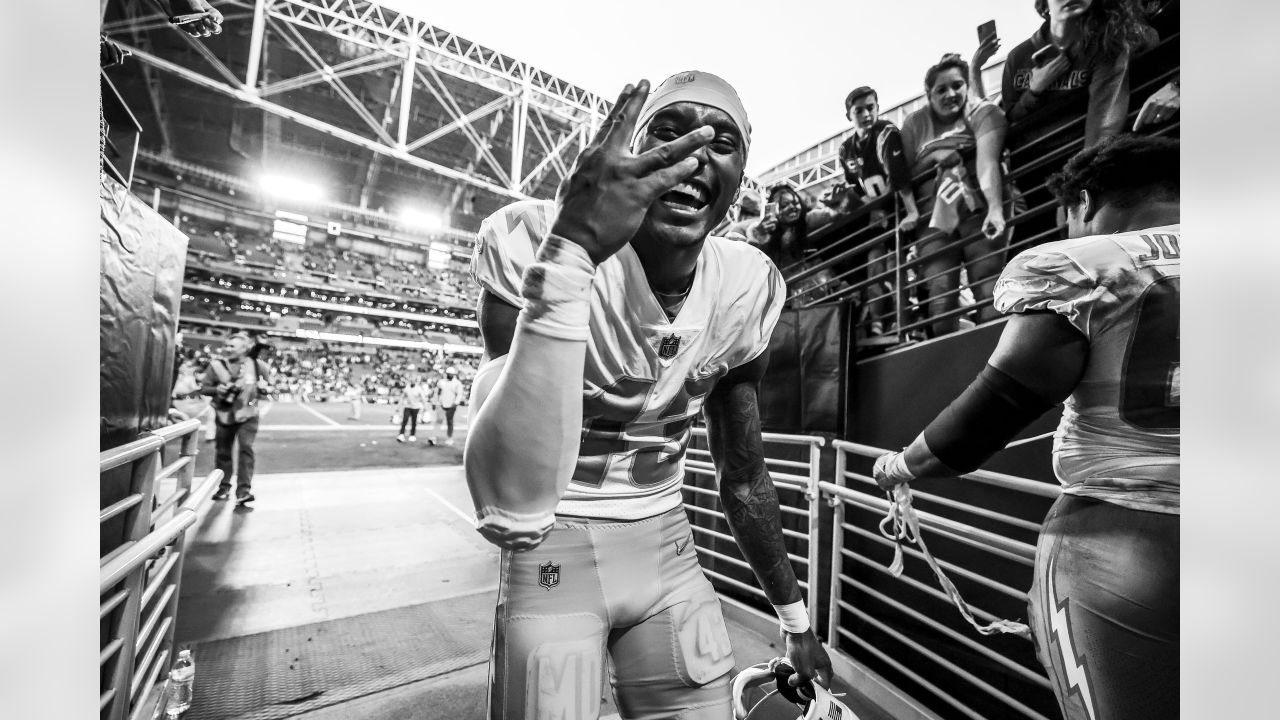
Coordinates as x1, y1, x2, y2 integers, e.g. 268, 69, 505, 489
463, 233, 594, 551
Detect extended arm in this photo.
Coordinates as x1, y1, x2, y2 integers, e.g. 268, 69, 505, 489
974, 109, 1009, 238
705, 351, 833, 687
877, 312, 1088, 485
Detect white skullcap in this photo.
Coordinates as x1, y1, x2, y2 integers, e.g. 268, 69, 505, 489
631, 70, 751, 154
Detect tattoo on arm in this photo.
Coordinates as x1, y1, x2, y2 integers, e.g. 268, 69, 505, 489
706, 369, 802, 606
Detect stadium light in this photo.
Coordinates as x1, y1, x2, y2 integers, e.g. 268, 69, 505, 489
400, 207, 442, 231
261, 174, 324, 203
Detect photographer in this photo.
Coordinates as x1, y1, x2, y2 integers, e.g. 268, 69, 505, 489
201, 333, 273, 505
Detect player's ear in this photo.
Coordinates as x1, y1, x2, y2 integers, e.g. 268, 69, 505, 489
1078, 189, 1098, 223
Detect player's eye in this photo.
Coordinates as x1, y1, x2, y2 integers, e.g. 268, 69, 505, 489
651, 126, 680, 141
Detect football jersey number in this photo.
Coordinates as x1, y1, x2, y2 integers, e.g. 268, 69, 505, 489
573, 375, 720, 489
1120, 276, 1180, 431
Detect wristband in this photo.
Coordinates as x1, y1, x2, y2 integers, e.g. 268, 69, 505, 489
517, 234, 596, 341
773, 600, 810, 634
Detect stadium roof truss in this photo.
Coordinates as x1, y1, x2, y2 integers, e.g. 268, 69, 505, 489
103, 0, 612, 203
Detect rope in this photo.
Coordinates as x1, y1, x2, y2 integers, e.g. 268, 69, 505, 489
879, 483, 1031, 640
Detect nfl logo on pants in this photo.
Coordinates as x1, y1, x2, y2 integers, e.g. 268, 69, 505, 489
539, 562, 560, 590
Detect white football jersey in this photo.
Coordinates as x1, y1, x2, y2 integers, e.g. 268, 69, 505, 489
995, 224, 1180, 514
472, 199, 786, 520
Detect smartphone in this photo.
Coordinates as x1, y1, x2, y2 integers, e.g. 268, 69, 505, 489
1031, 44, 1062, 67
764, 202, 779, 219
977, 20, 997, 44
170, 12, 210, 25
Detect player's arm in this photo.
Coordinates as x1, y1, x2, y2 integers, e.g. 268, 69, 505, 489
704, 350, 833, 689
875, 311, 1088, 486
463, 80, 712, 551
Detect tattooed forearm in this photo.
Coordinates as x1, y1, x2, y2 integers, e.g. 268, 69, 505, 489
705, 368, 802, 606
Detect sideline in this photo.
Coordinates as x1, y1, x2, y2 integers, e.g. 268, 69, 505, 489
296, 402, 342, 426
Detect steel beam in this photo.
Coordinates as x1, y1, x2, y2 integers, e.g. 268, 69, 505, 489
118, 42, 530, 201
244, 0, 269, 91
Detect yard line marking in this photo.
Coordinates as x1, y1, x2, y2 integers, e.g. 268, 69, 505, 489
423, 487, 476, 525
297, 402, 342, 426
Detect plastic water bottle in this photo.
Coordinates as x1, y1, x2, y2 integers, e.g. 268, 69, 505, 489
165, 649, 194, 718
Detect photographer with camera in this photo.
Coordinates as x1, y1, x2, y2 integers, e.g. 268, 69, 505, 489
201, 333, 273, 505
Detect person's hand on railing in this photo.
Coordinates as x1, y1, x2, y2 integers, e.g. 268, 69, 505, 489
1132, 78, 1179, 131
873, 451, 915, 490
897, 208, 919, 233
981, 204, 1006, 240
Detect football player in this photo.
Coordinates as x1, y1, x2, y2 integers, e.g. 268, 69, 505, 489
838, 86, 921, 335
465, 71, 832, 719
873, 134, 1179, 720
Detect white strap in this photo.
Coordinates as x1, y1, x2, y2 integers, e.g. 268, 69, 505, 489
880, 483, 1031, 639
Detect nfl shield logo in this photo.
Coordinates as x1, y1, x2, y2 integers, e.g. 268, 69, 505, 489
658, 334, 681, 359
538, 562, 560, 590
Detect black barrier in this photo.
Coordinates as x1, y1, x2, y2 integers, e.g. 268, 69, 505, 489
758, 302, 850, 435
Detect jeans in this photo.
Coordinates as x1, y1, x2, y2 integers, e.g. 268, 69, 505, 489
443, 406, 457, 438
215, 416, 259, 496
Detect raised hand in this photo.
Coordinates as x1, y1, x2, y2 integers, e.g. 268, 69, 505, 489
550, 80, 714, 264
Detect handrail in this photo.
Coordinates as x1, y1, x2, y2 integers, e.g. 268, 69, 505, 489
833, 439, 1060, 498
100, 468, 222, 592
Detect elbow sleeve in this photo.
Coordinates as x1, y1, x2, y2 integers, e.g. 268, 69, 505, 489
922, 364, 1056, 473
474, 505, 555, 551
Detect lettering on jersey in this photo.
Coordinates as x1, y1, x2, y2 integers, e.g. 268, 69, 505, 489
658, 333, 682, 359
1136, 233, 1180, 262
526, 639, 601, 719
538, 562, 560, 590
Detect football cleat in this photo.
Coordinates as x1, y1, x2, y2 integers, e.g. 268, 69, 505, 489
732, 658, 858, 720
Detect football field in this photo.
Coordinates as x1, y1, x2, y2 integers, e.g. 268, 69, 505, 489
192, 400, 471, 476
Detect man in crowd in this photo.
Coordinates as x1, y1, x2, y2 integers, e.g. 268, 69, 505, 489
397, 375, 427, 443
201, 332, 273, 505
434, 367, 465, 446
873, 135, 1179, 720
464, 71, 831, 719
838, 86, 921, 335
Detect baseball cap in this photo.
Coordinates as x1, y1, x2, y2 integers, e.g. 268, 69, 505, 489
844, 85, 877, 113
632, 70, 751, 153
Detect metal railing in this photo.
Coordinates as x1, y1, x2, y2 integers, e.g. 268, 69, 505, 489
683, 430, 1063, 719
824, 440, 1059, 720
683, 428, 827, 629
100, 419, 222, 720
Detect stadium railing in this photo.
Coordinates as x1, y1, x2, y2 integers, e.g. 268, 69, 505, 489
100, 419, 222, 720
683, 434, 1061, 720
684, 428, 826, 630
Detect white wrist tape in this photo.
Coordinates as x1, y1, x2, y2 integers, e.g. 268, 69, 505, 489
475, 505, 556, 552
885, 451, 916, 485
773, 600, 810, 634
517, 234, 596, 341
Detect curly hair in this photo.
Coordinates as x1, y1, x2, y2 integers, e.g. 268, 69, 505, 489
924, 53, 970, 92
1046, 135, 1178, 210
763, 184, 810, 262
1034, 0, 1153, 59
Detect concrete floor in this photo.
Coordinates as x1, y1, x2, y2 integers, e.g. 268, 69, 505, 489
175, 465, 899, 720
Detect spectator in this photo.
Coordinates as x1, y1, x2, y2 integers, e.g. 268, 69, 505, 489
344, 380, 363, 420
902, 53, 1009, 338
1001, 0, 1155, 151
434, 367, 465, 447
839, 86, 921, 335
201, 333, 273, 505
750, 184, 844, 305
396, 376, 427, 443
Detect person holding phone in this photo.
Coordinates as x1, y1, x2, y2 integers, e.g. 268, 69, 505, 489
901, 54, 1009, 337
969, 20, 1002, 99
1001, 0, 1156, 151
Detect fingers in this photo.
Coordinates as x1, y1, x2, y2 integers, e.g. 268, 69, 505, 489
601, 80, 651, 151
634, 125, 714, 173
640, 156, 700, 196
587, 82, 637, 148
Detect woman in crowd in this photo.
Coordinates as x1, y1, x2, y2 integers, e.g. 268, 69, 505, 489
1002, 0, 1155, 151
751, 184, 843, 306
901, 53, 1008, 338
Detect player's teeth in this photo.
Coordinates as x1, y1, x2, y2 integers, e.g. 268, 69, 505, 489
674, 183, 703, 202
